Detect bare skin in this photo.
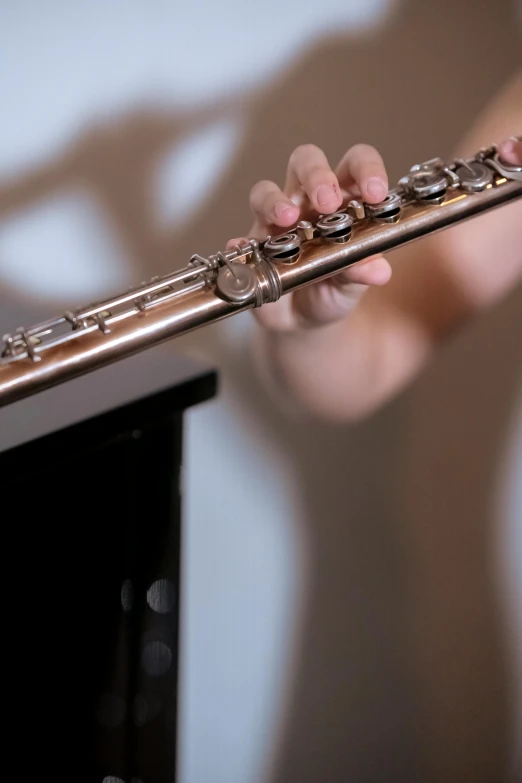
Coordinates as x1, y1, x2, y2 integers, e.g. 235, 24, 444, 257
227, 69, 522, 422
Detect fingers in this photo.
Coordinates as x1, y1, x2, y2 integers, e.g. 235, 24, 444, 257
334, 255, 392, 288
335, 143, 388, 203
226, 236, 250, 251
291, 256, 392, 329
246, 142, 389, 244
498, 136, 522, 166
284, 144, 343, 214
249, 179, 299, 234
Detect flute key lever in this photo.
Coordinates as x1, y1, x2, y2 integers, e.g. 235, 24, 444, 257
0, 143, 521, 409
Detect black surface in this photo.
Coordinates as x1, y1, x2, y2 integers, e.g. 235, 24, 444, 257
0, 345, 218, 455
0, 347, 218, 782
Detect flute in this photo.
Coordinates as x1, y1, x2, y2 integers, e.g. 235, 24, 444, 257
0, 143, 521, 409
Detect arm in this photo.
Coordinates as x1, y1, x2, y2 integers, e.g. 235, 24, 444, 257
232, 70, 522, 422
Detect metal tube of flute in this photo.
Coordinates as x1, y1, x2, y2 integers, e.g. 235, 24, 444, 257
0, 291, 252, 407
276, 175, 522, 292
0, 145, 520, 408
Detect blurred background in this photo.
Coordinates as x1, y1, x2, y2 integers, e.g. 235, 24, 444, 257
1, 1, 521, 782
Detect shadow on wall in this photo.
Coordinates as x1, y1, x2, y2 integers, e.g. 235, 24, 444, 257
0, 0, 521, 781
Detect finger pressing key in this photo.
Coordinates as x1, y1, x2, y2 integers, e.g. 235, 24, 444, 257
336, 143, 388, 203
498, 136, 522, 166
249, 179, 300, 230
284, 144, 343, 214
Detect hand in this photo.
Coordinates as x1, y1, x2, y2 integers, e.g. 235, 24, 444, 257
227, 136, 522, 333
227, 142, 392, 331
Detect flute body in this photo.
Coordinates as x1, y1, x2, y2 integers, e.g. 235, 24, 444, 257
0, 144, 521, 408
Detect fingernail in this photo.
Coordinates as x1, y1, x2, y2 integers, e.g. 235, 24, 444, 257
274, 201, 298, 220
366, 177, 386, 199
317, 185, 338, 206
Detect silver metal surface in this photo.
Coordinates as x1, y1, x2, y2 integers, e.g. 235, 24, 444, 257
409, 170, 448, 199
216, 263, 258, 304
348, 199, 365, 220
364, 191, 402, 223
264, 232, 302, 260
296, 220, 314, 241
316, 211, 353, 241
455, 161, 494, 192
0, 143, 521, 407
484, 151, 522, 181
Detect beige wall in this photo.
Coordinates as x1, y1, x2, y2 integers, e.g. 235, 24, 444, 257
0, 1, 521, 782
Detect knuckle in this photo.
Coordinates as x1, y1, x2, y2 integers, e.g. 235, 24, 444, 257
249, 179, 273, 204
290, 143, 323, 166
348, 142, 382, 164
349, 142, 375, 155
307, 164, 336, 183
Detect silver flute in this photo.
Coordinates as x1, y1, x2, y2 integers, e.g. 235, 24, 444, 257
0, 142, 521, 408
